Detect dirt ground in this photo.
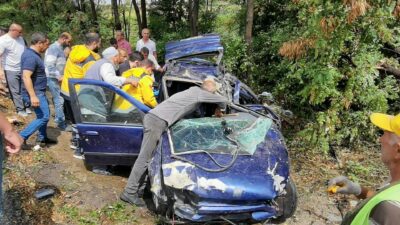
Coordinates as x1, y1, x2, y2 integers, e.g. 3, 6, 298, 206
1, 96, 386, 225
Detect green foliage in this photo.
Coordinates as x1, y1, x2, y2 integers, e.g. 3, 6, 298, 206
242, 0, 400, 152
0, 0, 113, 43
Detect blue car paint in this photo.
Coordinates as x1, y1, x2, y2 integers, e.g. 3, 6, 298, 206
148, 123, 289, 222
77, 124, 143, 154
67, 34, 294, 223
165, 34, 223, 62
68, 79, 151, 165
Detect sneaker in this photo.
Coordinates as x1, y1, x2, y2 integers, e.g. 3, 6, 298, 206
120, 192, 145, 207
25, 108, 32, 114
73, 150, 84, 160
32, 144, 42, 151
36, 137, 58, 147
17, 111, 28, 117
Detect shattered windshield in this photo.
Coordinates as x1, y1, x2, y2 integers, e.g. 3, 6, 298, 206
170, 113, 272, 155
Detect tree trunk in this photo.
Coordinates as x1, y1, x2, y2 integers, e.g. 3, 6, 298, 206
132, 0, 142, 37
189, 0, 199, 36
245, 0, 254, 48
127, 0, 133, 40
140, 0, 147, 28
379, 64, 400, 78
120, 0, 128, 39
111, 0, 122, 30
80, 0, 86, 12
89, 0, 98, 31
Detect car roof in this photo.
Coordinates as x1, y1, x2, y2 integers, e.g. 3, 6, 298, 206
165, 34, 223, 62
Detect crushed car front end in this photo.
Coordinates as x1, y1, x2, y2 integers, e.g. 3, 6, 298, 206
149, 113, 295, 224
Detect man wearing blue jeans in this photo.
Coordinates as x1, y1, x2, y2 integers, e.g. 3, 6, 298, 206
20, 32, 57, 146
44, 32, 72, 130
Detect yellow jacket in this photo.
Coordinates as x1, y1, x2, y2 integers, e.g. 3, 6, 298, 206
61, 45, 100, 96
112, 68, 157, 112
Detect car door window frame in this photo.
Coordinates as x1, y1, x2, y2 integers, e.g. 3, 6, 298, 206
68, 78, 151, 125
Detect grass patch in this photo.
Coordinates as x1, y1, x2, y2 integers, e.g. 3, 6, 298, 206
58, 202, 138, 225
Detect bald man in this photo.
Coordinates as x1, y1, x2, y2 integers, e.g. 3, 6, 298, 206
0, 23, 27, 116
136, 28, 157, 59
121, 78, 228, 206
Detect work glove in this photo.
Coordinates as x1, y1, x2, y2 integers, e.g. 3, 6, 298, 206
328, 176, 361, 196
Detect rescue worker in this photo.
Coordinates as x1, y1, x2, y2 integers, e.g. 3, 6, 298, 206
120, 78, 228, 206
60, 32, 101, 124
113, 59, 156, 110
328, 113, 400, 225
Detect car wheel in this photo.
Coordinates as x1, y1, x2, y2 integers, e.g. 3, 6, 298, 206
269, 177, 298, 224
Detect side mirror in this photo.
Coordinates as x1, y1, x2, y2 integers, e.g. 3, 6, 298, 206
258, 91, 274, 103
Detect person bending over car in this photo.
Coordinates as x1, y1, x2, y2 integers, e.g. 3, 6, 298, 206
120, 78, 228, 206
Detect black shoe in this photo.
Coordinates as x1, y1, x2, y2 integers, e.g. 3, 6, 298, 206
36, 137, 58, 147
21, 141, 31, 150
120, 192, 145, 207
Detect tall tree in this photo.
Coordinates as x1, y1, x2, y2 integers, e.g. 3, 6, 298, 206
132, 0, 142, 36
140, 0, 147, 29
111, 0, 122, 30
120, 0, 128, 39
188, 0, 199, 36
89, 0, 98, 31
244, 0, 254, 48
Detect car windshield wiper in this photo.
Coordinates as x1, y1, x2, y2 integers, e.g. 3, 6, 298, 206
231, 103, 281, 128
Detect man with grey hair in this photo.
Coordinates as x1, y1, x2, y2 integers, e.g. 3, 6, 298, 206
0, 23, 27, 116
84, 46, 137, 86
120, 78, 228, 206
136, 28, 157, 59
20, 32, 56, 147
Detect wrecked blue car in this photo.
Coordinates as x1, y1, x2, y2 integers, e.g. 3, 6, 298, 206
68, 34, 297, 224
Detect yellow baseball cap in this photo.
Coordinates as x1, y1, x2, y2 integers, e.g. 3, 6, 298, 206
370, 113, 400, 136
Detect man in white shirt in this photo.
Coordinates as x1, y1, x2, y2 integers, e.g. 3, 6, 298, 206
0, 23, 27, 116
84, 47, 138, 87
136, 28, 157, 59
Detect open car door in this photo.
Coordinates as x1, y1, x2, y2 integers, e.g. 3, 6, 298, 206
68, 79, 151, 166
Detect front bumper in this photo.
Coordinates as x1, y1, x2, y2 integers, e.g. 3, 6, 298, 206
174, 200, 277, 222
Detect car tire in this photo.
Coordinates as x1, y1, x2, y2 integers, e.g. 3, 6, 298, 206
269, 177, 298, 224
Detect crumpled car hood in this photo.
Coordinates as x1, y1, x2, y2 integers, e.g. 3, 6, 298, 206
159, 125, 289, 201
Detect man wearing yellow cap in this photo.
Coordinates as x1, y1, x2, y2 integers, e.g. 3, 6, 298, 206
328, 113, 400, 225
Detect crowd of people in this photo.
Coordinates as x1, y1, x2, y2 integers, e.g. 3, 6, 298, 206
0, 22, 399, 224
0, 23, 161, 151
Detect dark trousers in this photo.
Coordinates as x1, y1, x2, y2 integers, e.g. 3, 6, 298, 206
61, 94, 76, 124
